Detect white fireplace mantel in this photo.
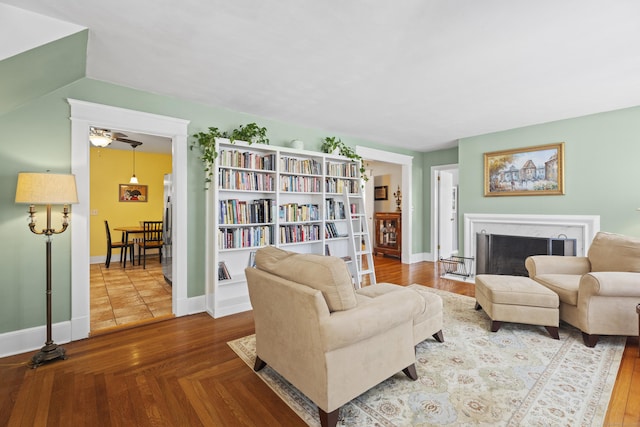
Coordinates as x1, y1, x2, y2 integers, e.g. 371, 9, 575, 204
464, 214, 600, 271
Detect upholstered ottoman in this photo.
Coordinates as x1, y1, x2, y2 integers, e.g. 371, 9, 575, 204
475, 274, 560, 339
356, 283, 444, 345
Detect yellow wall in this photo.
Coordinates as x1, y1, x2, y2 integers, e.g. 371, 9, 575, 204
90, 147, 172, 257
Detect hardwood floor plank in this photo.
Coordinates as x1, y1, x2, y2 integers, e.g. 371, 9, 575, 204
0, 257, 637, 426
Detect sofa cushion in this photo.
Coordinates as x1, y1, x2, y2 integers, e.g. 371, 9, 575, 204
532, 274, 580, 305
588, 231, 640, 273
255, 246, 357, 311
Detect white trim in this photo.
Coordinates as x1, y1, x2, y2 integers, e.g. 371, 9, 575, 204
68, 99, 190, 341
0, 294, 207, 357
356, 146, 413, 264
430, 163, 459, 262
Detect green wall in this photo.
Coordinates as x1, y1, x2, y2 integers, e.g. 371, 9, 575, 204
0, 76, 429, 334
422, 147, 459, 254
458, 106, 640, 256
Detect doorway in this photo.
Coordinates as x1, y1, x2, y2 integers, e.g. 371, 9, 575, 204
357, 146, 413, 264
89, 131, 173, 332
68, 99, 190, 341
431, 164, 459, 261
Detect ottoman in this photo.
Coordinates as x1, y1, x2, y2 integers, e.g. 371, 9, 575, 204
356, 283, 444, 345
475, 274, 560, 339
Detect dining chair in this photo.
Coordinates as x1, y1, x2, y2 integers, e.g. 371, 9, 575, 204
139, 221, 163, 269
104, 220, 134, 268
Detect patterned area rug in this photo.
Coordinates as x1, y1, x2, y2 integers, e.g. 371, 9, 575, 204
228, 286, 625, 426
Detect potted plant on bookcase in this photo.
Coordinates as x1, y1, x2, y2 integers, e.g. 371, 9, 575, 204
191, 123, 270, 188
321, 136, 368, 181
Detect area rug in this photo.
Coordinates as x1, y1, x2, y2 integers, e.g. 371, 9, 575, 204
228, 286, 625, 426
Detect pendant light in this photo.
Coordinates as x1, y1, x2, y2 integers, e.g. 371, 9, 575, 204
128, 141, 142, 184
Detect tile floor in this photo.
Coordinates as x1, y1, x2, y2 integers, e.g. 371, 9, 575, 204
90, 255, 173, 334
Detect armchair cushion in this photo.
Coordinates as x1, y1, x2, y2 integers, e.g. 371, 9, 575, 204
255, 245, 357, 311
588, 231, 640, 272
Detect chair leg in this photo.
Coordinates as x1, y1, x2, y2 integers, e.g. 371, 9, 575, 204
432, 330, 444, 343
254, 356, 267, 372
582, 332, 599, 347
402, 363, 418, 381
105, 248, 111, 268
319, 408, 339, 427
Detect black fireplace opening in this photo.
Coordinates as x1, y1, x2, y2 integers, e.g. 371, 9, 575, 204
476, 233, 576, 276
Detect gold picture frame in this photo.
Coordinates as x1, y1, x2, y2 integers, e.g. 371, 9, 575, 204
119, 184, 148, 202
484, 143, 564, 197
374, 186, 388, 200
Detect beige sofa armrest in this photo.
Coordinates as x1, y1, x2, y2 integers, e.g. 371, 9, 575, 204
320, 289, 421, 352
526, 255, 591, 278
579, 272, 640, 298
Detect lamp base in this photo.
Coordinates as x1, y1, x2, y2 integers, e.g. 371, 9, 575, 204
31, 342, 67, 368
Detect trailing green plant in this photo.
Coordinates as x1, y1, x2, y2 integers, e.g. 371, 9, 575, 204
191, 123, 270, 188
228, 122, 270, 145
321, 136, 368, 181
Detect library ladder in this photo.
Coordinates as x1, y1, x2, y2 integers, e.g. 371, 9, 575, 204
342, 188, 376, 288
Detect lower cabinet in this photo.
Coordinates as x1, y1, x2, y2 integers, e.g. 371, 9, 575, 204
374, 212, 401, 258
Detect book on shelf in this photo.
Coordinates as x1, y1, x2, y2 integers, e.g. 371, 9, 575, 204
248, 250, 257, 268
218, 261, 232, 280
325, 244, 331, 256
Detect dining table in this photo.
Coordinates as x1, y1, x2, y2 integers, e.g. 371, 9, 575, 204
114, 225, 145, 267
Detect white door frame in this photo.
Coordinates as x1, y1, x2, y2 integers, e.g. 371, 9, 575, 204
356, 146, 413, 264
68, 99, 190, 340
431, 163, 459, 262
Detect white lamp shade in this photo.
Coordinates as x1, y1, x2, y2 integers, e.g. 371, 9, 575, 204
15, 172, 79, 204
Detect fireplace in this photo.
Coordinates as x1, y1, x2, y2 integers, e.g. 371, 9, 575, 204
463, 213, 600, 276
476, 233, 576, 276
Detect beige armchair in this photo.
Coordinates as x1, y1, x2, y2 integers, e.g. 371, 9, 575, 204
245, 246, 436, 427
526, 231, 640, 347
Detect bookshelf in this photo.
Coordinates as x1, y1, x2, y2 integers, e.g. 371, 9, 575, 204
205, 139, 363, 318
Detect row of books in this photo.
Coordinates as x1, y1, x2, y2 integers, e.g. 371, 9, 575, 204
279, 176, 322, 193
219, 251, 258, 282
325, 222, 347, 239
325, 178, 360, 194
326, 162, 359, 178
325, 198, 346, 220
219, 150, 276, 171
218, 261, 232, 280
278, 203, 320, 222
279, 157, 323, 175
218, 226, 273, 249
218, 170, 275, 191
219, 198, 275, 224
279, 224, 321, 243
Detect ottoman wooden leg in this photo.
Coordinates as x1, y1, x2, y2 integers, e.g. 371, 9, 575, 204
545, 326, 560, 340
475, 301, 482, 310
491, 320, 502, 332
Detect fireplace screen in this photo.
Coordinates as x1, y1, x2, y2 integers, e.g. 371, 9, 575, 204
476, 233, 576, 276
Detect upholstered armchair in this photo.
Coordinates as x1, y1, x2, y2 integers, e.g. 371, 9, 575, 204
245, 246, 428, 427
526, 231, 640, 347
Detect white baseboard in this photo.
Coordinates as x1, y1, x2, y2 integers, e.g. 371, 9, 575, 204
0, 320, 72, 359
0, 295, 207, 359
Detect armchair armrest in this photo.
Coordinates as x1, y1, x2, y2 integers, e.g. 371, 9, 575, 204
525, 255, 591, 278
320, 289, 421, 352
579, 272, 640, 298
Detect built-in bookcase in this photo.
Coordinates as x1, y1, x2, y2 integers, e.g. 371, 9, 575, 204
205, 139, 362, 318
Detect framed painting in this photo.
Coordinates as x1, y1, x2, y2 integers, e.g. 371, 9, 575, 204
374, 186, 388, 200
484, 142, 564, 197
119, 184, 148, 202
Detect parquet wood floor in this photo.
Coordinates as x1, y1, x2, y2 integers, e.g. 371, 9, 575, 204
1, 257, 637, 426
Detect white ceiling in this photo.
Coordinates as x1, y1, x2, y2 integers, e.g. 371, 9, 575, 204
3, 0, 640, 152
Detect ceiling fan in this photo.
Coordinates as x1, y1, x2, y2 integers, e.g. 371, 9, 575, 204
89, 127, 143, 149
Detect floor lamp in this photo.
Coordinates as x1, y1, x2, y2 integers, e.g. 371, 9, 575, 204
15, 172, 79, 368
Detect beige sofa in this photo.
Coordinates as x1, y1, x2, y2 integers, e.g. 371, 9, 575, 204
525, 231, 640, 347
245, 246, 443, 427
